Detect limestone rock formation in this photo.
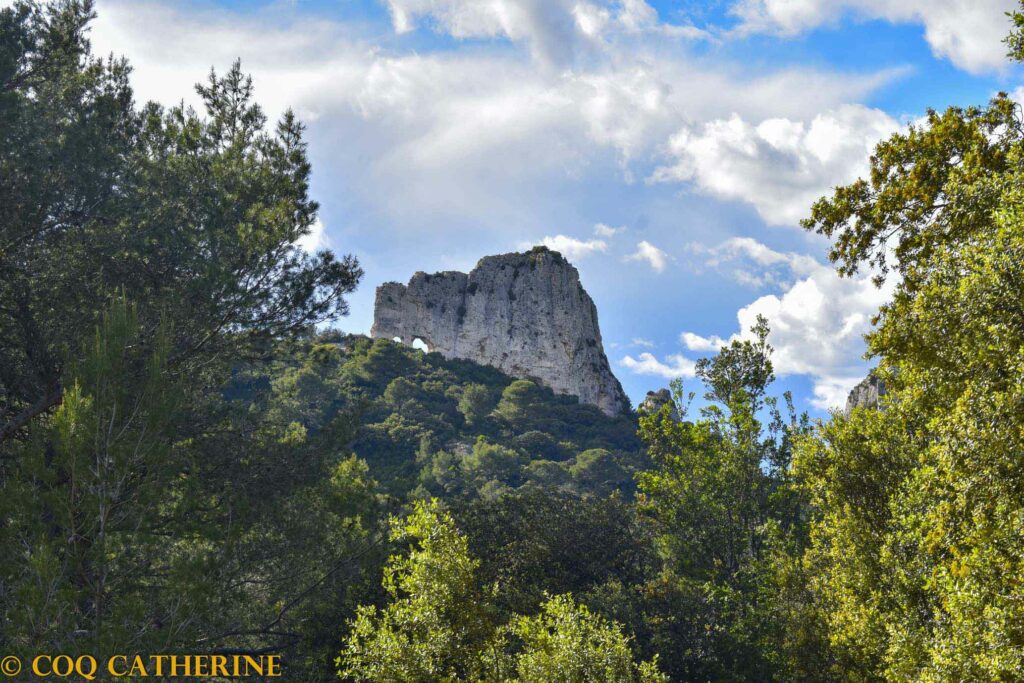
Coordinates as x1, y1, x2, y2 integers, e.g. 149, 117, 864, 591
371, 247, 629, 416
638, 389, 680, 422
845, 372, 887, 414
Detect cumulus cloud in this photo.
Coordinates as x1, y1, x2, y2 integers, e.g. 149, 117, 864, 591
385, 0, 584, 66
621, 352, 697, 378
296, 218, 331, 253
690, 236, 821, 287
707, 237, 818, 272
634, 237, 893, 409
527, 234, 608, 260
88, 1, 384, 122
627, 240, 670, 272
79, 0, 907, 236
651, 105, 898, 225
631, 337, 656, 348
681, 332, 728, 352
730, 0, 1016, 74
594, 222, 626, 237
384, 0, 706, 66
680, 238, 895, 409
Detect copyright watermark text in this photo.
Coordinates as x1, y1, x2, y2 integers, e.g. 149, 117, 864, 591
0, 654, 282, 679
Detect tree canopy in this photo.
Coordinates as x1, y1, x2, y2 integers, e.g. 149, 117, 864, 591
0, 0, 361, 440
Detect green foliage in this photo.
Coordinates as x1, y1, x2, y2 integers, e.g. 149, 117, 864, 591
1005, 1, 1024, 63
802, 91, 1018, 287
791, 9, 1024, 679
18, 3, 1024, 681
493, 380, 549, 427
512, 430, 567, 461
455, 489, 655, 617
635, 317, 815, 680
339, 499, 665, 683
238, 334, 644, 499
569, 448, 632, 495
464, 439, 529, 492
1, 5, 372, 677
339, 500, 495, 682
0, 298, 388, 676
459, 383, 495, 425
795, 179, 1024, 680
495, 594, 667, 683
694, 315, 774, 409
0, 0, 362, 431
639, 318, 806, 582
2, 298, 184, 655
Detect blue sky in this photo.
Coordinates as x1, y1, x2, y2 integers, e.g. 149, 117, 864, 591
75, 0, 1022, 414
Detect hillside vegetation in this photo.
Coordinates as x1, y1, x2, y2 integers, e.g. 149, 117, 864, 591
231, 332, 645, 500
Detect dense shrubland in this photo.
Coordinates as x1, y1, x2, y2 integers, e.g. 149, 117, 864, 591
236, 332, 644, 500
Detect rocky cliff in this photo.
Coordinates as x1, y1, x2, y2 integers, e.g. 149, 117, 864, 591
371, 247, 629, 416
845, 372, 887, 414
638, 389, 680, 422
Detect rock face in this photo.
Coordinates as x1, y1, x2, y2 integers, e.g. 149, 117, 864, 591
371, 247, 629, 416
638, 389, 680, 422
845, 372, 887, 414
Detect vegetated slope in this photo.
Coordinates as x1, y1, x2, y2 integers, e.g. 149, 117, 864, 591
229, 331, 646, 500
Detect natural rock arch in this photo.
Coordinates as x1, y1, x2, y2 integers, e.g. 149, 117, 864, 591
371, 247, 628, 416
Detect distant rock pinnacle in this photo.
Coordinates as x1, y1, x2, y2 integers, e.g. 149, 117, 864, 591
371, 247, 629, 416
845, 371, 887, 414
638, 389, 680, 422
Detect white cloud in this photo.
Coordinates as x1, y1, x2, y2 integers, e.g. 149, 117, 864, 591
384, 0, 582, 66
89, 1, 374, 121
681, 332, 729, 352
652, 105, 898, 225
627, 240, 670, 272
384, 0, 707, 66
621, 352, 696, 378
594, 222, 626, 237
691, 236, 821, 287
730, 0, 1017, 74
296, 218, 331, 253
680, 238, 895, 409
80, 0, 907, 236
708, 237, 818, 273
810, 375, 867, 412
638, 237, 893, 408
526, 234, 608, 260
631, 337, 656, 347
616, 0, 708, 38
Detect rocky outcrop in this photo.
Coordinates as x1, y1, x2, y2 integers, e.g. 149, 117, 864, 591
638, 389, 680, 421
845, 372, 887, 414
371, 247, 629, 416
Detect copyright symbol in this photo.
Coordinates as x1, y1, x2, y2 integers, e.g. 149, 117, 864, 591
0, 656, 20, 677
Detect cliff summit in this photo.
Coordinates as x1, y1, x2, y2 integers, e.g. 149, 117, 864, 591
371, 247, 629, 416
845, 371, 887, 414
